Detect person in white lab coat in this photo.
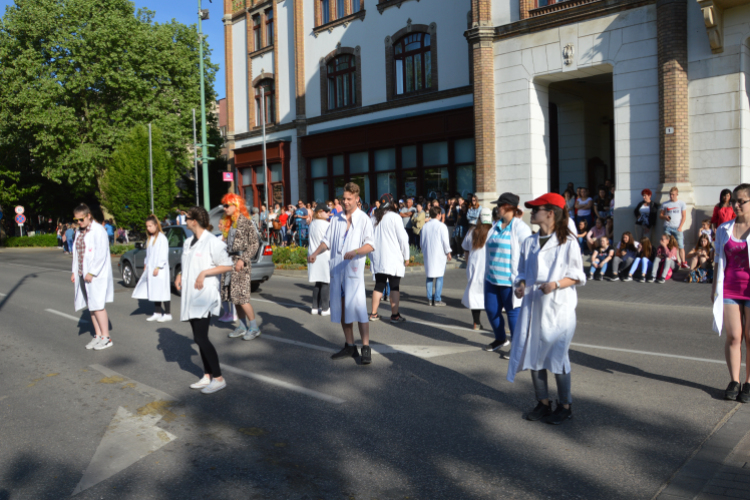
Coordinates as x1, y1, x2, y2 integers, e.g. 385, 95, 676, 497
308, 182, 376, 364
175, 206, 234, 394
308, 206, 331, 316
712, 183, 750, 403
71, 204, 115, 350
421, 206, 452, 306
482, 193, 532, 355
370, 193, 410, 322
132, 215, 172, 322
461, 208, 492, 330
509, 193, 586, 425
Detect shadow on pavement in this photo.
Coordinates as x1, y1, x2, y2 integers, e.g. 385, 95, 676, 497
156, 328, 203, 378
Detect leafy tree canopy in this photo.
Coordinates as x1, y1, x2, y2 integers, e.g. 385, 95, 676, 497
0, 0, 220, 223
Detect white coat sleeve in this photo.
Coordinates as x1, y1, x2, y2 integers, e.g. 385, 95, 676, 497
564, 238, 587, 285
515, 239, 529, 286
210, 238, 233, 267
462, 230, 472, 252
156, 235, 169, 269
71, 233, 78, 274
516, 220, 532, 244
397, 220, 410, 261
441, 225, 451, 254
321, 219, 333, 250
88, 230, 109, 277
362, 217, 375, 251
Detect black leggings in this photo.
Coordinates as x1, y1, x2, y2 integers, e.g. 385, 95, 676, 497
472, 309, 482, 324
154, 301, 171, 314
312, 282, 330, 310
374, 274, 401, 293
189, 316, 221, 377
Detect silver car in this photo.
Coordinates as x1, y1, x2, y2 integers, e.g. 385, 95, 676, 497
118, 223, 274, 294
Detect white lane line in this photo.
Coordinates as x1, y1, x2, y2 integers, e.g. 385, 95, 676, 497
45, 308, 89, 323
0, 293, 6, 297
222, 364, 345, 404
570, 343, 738, 365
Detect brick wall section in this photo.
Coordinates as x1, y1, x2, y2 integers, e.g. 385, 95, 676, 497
469, 0, 495, 196
657, 0, 689, 184
246, 11, 255, 129
293, 0, 307, 200
472, 0, 492, 23
519, 0, 534, 20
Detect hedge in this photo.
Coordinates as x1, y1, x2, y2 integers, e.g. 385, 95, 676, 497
111, 243, 135, 256
4, 234, 59, 248
272, 244, 424, 266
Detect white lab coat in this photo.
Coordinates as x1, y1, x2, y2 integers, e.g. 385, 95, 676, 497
371, 212, 410, 277
461, 229, 486, 310
322, 209, 375, 324
132, 232, 171, 302
179, 230, 233, 322
485, 218, 533, 309
421, 220, 451, 278
507, 233, 586, 383
712, 219, 749, 334
307, 219, 330, 283
72, 221, 114, 312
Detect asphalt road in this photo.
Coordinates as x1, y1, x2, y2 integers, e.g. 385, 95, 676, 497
0, 248, 742, 500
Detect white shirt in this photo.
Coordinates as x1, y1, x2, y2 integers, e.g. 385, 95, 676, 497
576, 197, 593, 216
371, 212, 410, 277
420, 219, 452, 278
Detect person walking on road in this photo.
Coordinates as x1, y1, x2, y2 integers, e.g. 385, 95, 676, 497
175, 206, 234, 394
370, 193, 410, 323
132, 215, 172, 322
483, 193, 532, 355
308, 205, 331, 316
509, 193, 585, 425
421, 205, 452, 306
70, 204, 115, 351
219, 194, 262, 341
461, 207, 492, 330
712, 183, 750, 403
308, 182, 375, 364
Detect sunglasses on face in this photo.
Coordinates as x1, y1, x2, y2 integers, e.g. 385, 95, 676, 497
186, 217, 194, 221
74, 218, 86, 222
222, 204, 230, 209
531, 207, 548, 214
732, 199, 750, 208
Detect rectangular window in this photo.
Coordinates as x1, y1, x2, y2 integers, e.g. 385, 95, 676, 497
456, 165, 476, 198
401, 145, 417, 169
252, 15, 261, 51
270, 163, 283, 182
351, 0, 360, 13
311, 158, 328, 178
423, 141, 448, 166
332, 155, 345, 176
321, 0, 330, 24
424, 167, 449, 199
242, 169, 252, 186
313, 179, 329, 204
455, 138, 476, 163
349, 175, 370, 203
254, 165, 265, 184
337, 0, 345, 18
403, 170, 418, 198
265, 9, 273, 47
374, 148, 396, 172
395, 59, 404, 95
376, 172, 397, 198
349, 152, 369, 174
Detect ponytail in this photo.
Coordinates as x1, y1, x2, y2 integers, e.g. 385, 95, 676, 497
549, 205, 571, 243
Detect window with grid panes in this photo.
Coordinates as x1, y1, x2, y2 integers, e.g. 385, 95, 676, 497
394, 33, 431, 95
327, 55, 356, 110
320, 0, 330, 24
255, 79, 275, 125
252, 15, 261, 51
265, 9, 273, 46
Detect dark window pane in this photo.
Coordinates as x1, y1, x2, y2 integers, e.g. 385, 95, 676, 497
328, 62, 334, 73
424, 33, 430, 46
351, 73, 356, 104
328, 76, 335, 109
405, 41, 420, 52
336, 75, 343, 107
343, 73, 350, 106
395, 59, 404, 94
415, 52, 422, 90
338, 0, 345, 18
321, 0, 329, 23
395, 43, 402, 55
351, 0, 360, 13
425, 51, 432, 88
405, 55, 414, 93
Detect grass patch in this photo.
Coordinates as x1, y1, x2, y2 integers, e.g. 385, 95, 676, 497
4, 234, 58, 247
110, 243, 135, 256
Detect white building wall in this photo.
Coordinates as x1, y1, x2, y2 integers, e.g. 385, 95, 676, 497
278, 2, 295, 124
232, 17, 249, 134
251, 51, 275, 81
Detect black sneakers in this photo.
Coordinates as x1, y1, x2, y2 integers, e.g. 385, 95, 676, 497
483, 339, 509, 352
361, 346, 372, 365
726, 381, 742, 400
331, 344, 359, 360
739, 383, 750, 403
526, 402, 552, 421
390, 313, 406, 323
545, 402, 573, 424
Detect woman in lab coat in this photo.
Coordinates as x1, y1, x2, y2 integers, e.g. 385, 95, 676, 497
509, 193, 586, 425
370, 193, 410, 322
482, 193, 532, 355
712, 183, 750, 403
175, 206, 234, 394
132, 215, 172, 322
420, 206, 452, 306
461, 208, 492, 330
308, 205, 331, 316
71, 204, 115, 351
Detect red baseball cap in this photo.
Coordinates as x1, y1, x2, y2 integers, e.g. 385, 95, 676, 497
524, 193, 566, 209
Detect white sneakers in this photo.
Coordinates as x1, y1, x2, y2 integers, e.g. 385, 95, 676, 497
85, 337, 113, 350
190, 375, 211, 389
242, 328, 261, 341
157, 314, 172, 323
320, 309, 331, 317
201, 379, 226, 394
311, 307, 318, 315
146, 313, 161, 322
312, 308, 331, 316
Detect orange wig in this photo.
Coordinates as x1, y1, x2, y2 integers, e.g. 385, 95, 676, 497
220, 193, 250, 237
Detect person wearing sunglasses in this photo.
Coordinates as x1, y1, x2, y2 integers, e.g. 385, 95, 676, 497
508, 193, 585, 425
712, 183, 750, 403
70, 204, 115, 351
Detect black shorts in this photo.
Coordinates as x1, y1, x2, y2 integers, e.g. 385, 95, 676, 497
374, 273, 400, 293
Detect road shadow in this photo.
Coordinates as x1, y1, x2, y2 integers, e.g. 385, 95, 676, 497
156, 328, 203, 378
129, 299, 155, 317
0, 271, 40, 313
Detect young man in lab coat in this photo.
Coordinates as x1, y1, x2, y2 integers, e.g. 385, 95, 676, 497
70, 204, 115, 350
420, 205, 452, 306
308, 183, 376, 364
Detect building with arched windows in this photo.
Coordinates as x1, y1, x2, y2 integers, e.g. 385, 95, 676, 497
224, 0, 750, 249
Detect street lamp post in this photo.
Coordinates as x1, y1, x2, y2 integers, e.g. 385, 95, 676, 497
198, 0, 211, 211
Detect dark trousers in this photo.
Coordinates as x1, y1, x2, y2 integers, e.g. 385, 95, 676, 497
190, 316, 221, 377
312, 282, 330, 311
484, 281, 518, 343
154, 301, 171, 314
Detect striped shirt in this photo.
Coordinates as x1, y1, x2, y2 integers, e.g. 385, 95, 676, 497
486, 220, 513, 286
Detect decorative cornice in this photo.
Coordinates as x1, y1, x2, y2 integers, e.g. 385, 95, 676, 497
233, 122, 297, 141
494, 0, 656, 41
464, 24, 494, 47
312, 9, 366, 37
249, 45, 274, 58
695, 0, 744, 54
377, 0, 420, 15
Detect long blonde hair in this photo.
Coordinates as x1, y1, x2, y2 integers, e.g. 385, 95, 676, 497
145, 215, 163, 247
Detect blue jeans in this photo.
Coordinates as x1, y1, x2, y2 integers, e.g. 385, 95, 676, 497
664, 226, 684, 249
484, 281, 518, 343
531, 369, 572, 405
426, 277, 444, 303
629, 257, 652, 277
589, 259, 608, 277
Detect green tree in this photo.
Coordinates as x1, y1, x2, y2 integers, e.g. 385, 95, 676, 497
100, 124, 175, 228
0, 0, 221, 218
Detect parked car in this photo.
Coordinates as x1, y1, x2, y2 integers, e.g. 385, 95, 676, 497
118, 222, 274, 295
